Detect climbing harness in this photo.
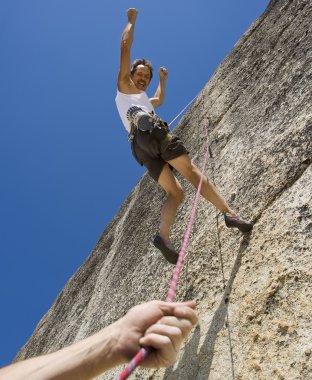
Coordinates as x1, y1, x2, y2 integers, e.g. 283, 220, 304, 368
127, 107, 168, 138
117, 91, 210, 380
128, 91, 198, 139
127, 106, 172, 154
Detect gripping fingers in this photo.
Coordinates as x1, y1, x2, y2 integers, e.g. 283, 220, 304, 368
153, 316, 194, 339
140, 333, 174, 367
173, 305, 198, 326
140, 324, 183, 353
139, 325, 184, 367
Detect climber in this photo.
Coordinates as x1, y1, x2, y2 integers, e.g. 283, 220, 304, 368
115, 8, 253, 264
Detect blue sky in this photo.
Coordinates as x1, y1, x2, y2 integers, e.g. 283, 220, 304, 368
0, 0, 269, 367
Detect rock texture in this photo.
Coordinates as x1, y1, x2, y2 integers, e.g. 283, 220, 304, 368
16, 0, 312, 379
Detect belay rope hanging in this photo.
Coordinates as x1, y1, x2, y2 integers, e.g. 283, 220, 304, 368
117, 90, 210, 380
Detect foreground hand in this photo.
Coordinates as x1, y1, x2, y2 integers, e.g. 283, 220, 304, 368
116, 300, 197, 368
159, 67, 169, 81
127, 8, 138, 23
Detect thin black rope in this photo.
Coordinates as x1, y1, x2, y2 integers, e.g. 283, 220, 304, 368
215, 210, 235, 380
208, 132, 236, 380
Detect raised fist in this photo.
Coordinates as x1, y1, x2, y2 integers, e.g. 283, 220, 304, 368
159, 67, 169, 80
127, 8, 138, 23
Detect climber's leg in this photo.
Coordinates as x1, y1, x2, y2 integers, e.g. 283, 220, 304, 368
168, 154, 234, 213
150, 163, 184, 264
157, 163, 184, 241
168, 154, 253, 232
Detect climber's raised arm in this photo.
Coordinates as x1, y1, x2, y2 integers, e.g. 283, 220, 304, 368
150, 67, 169, 108
118, 8, 138, 93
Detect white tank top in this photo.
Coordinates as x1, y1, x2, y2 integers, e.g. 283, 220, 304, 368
115, 90, 155, 132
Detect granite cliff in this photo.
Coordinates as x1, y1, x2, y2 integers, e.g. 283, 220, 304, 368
16, 0, 312, 379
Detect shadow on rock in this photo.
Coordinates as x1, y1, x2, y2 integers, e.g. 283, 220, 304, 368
164, 233, 251, 380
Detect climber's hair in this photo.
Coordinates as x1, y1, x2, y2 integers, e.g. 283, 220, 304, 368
130, 59, 153, 80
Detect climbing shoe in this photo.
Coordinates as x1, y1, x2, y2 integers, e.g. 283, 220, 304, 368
224, 213, 253, 233
153, 234, 179, 264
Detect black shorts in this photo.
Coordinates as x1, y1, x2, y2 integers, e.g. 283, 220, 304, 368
131, 129, 188, 181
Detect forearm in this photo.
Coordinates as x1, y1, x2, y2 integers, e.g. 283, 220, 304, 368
153, 79, 166, 106
151, 67, 168, 108
0, 301, 197, 379
0, 325, 121, 380
121, 20, 135, 49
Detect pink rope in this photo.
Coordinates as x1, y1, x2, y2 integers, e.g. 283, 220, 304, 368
118, 98, 210, 380
166, 136, 208, 302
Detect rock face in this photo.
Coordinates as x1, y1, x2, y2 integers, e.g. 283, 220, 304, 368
16, 0, 312, 379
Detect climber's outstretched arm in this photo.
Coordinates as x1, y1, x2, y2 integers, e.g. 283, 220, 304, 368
118, 8, 138, 93
0, 300, 197, 380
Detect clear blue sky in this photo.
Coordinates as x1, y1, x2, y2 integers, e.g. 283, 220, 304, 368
0, 0, 269, 367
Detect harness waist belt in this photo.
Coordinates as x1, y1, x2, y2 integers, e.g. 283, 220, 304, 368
128, 106, 169, 142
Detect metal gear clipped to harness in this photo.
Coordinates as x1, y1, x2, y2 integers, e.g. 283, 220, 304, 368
127, 106, 169, 141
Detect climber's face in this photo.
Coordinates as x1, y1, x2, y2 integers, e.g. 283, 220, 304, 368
131, 65, 151, 91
